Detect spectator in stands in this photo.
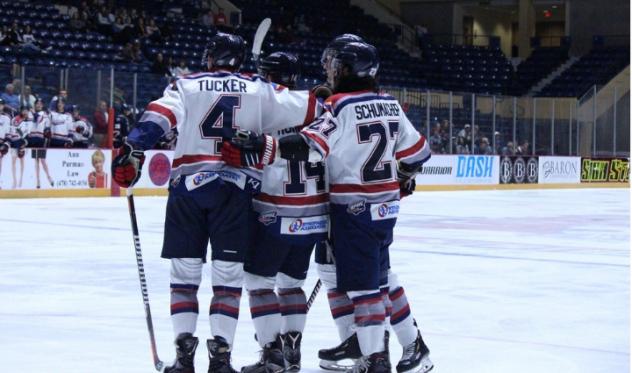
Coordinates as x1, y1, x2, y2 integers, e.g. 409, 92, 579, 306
173, 59, 191, 77
201, 10, 214, 27
93, 100, 109, 147
440, 119, 451, 152
1, 84, 19, 112
429, 123, 444, 154
516, 140, 530, 155
457, 124, 472, 145
214, 8, 230, 31
112, 16, 130, 44
49, 90, 69, 111
96, 6, 115, 36
501, 141, 515, 156
493, 131, 503, 153
455, 135, 470, 154
69, 12, 87, 32
144, 18, 162, 42
134, 17, 147, 40
19, 25, 45, 54
1, 23, 20, 47
475, 137, 493, 155
18, 85, 36, 109
151, 53, 171, 77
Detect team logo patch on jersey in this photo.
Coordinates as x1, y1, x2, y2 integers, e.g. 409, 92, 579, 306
258, 211, 277, 226
280, 216, 328, 235
347, 200, 366, 215
185, 172, 219, 190
370, 201, 399, 221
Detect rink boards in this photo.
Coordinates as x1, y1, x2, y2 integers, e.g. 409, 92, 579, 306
0, 149, 628, 198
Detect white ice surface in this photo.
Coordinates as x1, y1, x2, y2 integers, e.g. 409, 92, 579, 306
0, 188, 629, 373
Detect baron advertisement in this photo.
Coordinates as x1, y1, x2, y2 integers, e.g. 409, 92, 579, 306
581, 158, 629, 183
499, 156, 539, 184
538, 157, 581, 184
0, 148, 111, 190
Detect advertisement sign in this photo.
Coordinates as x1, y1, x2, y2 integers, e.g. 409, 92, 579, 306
454, 155, 499, 184
499, 156, 538, 184
415, 155, 454, 185
132, 150, 174, 188
581, 158, 629, 183
0, 148, 112, 190
538, 157, 581, 184
416, 155, 499, 185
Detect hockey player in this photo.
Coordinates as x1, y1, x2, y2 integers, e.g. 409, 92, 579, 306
28, 99, 54, 188
70, 105, 93, 148
113, 103, 133, 148
0, 99, 10, 187
222, 41, 432, 373
314, 34, 434, 373
231, 52, 327, 373
7, 106, 32, 189
111, 32, 319, 373
49, 98, 73, 148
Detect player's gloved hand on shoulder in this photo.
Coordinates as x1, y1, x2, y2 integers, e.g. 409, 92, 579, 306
221, 130, 277, 169
112, 141, 145, 187
397, 162, 421, 198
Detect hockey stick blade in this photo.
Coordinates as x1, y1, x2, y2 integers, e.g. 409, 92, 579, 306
126, 188, 165, 371
251, 18, 271, 62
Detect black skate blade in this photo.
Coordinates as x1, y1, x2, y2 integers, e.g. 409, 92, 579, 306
319, 359, 356, 371
397, 354, 434, 373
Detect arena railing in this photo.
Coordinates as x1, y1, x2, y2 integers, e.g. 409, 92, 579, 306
2, 63, 628, 158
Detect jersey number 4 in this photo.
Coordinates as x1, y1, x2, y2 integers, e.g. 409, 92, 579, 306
199, 95, 241, 155
358, 121, 398, 183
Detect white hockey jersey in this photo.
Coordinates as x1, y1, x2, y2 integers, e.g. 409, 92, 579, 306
8, 113, 32, 142
50, 110, 73, 140
29, 110, 50, 139
301, 91, 430, 206
134, 71, 319, 183
0, 112, 10, 141
71, 116, 93, 143
254, 125, 329, 238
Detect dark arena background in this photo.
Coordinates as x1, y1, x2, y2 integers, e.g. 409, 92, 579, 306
0, 0, 629, 372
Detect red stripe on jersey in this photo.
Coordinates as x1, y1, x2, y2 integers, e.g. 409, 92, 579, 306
325, 90, 373, 108
302, 93, 317, 125
255, 193, 329, 206
172, 154, 222, 168
396, 136, 426, 159
147, 103, 177, 127
330, 181, 399, 194
302, 131, 329, 156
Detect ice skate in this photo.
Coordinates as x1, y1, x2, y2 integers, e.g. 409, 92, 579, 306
164, 333, 199, 373
281, 331, 302, 372
347, 351, 391, 373
396, 331, 433, 373
241, 336, 284, 373
208, 336, 238, 373
318, 333, 362, 371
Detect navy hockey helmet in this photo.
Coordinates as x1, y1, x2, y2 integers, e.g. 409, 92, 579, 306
321, 33, 364, 68
332, 41, 380, 79
202, 32, 246, 70
257, 52, 301, 88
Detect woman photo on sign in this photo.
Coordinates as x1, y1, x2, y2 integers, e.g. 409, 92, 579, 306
29, 99, 54, 188
88, 149, 108, 188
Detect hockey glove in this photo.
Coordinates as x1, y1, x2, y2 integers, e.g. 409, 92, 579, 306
112, 141, 145, 188
43, 127, 52, 139
0, 141, 8, 156
397, 161, 422, 198
221, 130, 277, 169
